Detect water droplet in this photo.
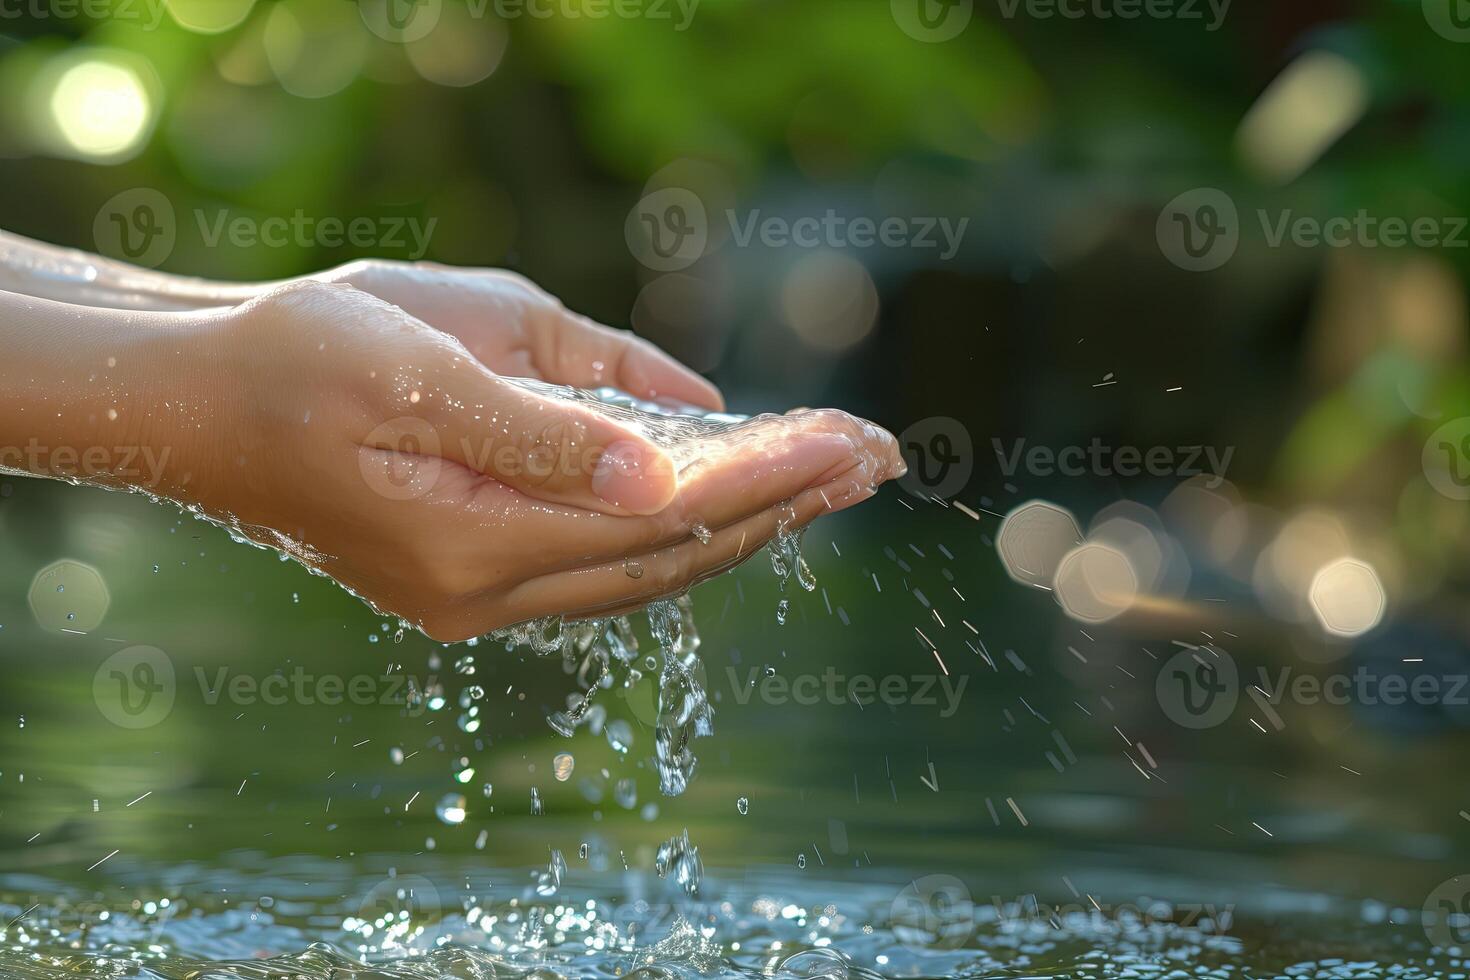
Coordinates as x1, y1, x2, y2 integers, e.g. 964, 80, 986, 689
434, 793, 467, 825
655, 829, 703, 896
797, 853, 806, 869
605, 719, 633, 754
624, 560, 645, 579
737, 796, 749, 815
776, 598, 789, 625
553, 752, 575, 781
530, 786, 544, 815
691, 520, 712, 545
614, 777, 637, 810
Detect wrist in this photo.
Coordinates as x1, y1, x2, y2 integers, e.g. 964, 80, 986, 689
0, 291, 239, 499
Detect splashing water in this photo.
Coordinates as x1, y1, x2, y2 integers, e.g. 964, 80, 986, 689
655, 829, 704, 897
486, 386, 818, 799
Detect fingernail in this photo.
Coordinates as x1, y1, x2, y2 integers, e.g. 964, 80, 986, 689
593, 440, 676, 514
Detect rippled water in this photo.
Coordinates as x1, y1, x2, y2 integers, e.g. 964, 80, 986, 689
0, 858, 1459, 979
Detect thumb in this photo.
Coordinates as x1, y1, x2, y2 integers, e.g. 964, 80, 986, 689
429, 372, 679, 516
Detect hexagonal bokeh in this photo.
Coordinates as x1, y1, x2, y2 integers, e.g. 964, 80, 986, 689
996, 501, 1082, 589
1308, 558, 1386, 638
29, 559, 110, 633
1054, 543, 1139, 624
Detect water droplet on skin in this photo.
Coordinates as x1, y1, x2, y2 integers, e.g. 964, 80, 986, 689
624, 560, 644, 579
737, 796, 749, 815
691, 521, 712, 545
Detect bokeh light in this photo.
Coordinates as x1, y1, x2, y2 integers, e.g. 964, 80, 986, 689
780, 250, 878, 353
46, 55, 154, 161
997, 500, 1082, 590
1308, 557, 1387, 638
1054, 542, 1138, 625
167, 0, 256, 34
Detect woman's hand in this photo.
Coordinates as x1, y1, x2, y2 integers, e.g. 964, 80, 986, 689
143, 281, 901, 640
315, 259, 726, 412
0, 233, 724, 410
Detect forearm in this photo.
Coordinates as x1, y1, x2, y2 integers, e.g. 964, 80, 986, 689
0, 230, 268, 312
0, 287, 234, 496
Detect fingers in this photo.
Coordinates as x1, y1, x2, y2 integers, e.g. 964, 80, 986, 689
396, 364, 680, 517
440, 473, 871, 638
534, 307, 725, 412
439, 408, 903, 578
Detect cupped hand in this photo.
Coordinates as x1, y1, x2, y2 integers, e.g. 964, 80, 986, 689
314, 259, 725, 412
165, 280, 901, 641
